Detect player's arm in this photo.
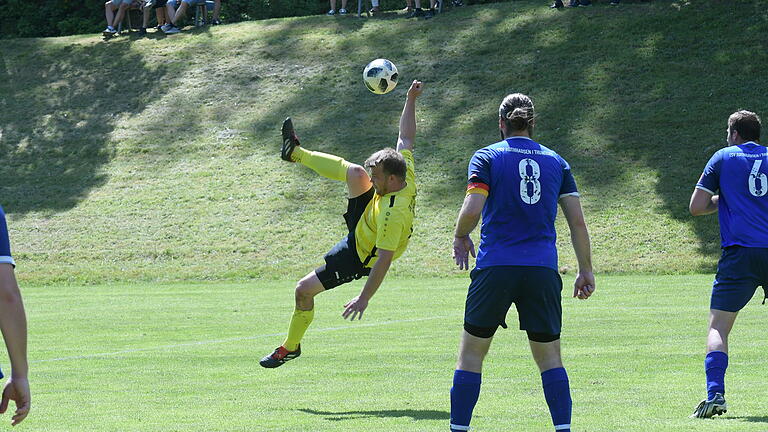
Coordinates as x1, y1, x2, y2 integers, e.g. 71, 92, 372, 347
342, 249, 395, 321
453, 193, 486, 270
559, 195, 594, 300
0, 264, 30, 426
396, 80, 423, 152
691, 152, 722, 216
689, 187, 719, 216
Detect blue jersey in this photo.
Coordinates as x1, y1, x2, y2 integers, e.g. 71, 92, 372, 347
467, 137, 578, 270
697, 141, 768, 248
0, 206, 14, 267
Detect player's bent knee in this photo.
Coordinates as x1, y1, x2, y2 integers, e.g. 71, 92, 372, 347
526, 331, 560, 343
294, 281, 315, 299
464, 322, 496, 339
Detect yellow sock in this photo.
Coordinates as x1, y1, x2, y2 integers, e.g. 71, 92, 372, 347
292, 147, 350, 182
282, 308, 314, 351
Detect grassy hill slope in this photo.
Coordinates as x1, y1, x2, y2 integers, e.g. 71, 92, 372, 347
1, 0, 767, 283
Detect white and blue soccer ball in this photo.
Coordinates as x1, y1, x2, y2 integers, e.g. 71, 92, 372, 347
363, 59, 399, 94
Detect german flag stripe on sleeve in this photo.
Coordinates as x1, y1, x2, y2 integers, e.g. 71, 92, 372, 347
467, 182, 489, 196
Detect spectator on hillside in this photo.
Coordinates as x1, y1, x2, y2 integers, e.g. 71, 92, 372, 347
404, 0, 438, 18
422, 0, 438, 18
369, 0, 380, 14
102, 0, 134, 36
210, 0, 222, 25
327, 0, 348, 15
404, 0, 424, 17
161, 0, 205, 34
139, 0, 170, 35
550, 0, 590, 7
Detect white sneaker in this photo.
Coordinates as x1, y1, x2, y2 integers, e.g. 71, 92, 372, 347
102, 26, 117, 36
160, 23, 173, 32
339, 8, 347, 14
326, 9, 336, 15
164, 25, 181, 34
691, 393, 727, 418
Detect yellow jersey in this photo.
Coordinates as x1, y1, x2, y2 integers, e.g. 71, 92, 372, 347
354, 149, 416, 267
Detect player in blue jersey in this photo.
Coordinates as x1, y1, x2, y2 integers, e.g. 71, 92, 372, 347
0, 206, 30, 426
449, 93, 594, 432
689, 110, 765, 418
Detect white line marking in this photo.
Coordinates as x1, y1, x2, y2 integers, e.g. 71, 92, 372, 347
32, 315, 448, 363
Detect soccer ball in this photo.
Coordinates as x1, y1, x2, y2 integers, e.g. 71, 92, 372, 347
363, 59, 399, 94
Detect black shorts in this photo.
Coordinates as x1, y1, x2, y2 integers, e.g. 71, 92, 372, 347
464, 265, 563, 336
315, 188, 375, 290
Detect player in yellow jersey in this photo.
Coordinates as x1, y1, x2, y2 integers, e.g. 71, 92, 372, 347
260, 80, 422, 368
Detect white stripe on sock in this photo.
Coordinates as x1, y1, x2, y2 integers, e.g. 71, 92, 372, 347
449, 424, 471, 431
554, 424, 571, 431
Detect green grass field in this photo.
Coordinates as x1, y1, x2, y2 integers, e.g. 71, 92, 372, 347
3, 0, 768, 430
19, 275, 768, 431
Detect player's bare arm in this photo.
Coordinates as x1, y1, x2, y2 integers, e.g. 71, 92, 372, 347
342, 248, 395, 321
0, 264, 29, 426
453, 193, 485, 270
559, 195, 595, 300
689, 187, 719, 216
396, 80, 423, 152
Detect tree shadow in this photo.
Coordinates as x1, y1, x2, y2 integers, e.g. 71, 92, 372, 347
0, 37, 167, 214
297, 408, 449, 421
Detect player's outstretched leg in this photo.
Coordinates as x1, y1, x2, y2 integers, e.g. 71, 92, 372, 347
260, 271, 325, 368
279, 117, 372, 197
279, 117, 350, 181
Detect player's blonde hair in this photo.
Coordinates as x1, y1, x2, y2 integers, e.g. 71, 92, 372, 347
499, 93, 535, 133
365, 148, 406, 181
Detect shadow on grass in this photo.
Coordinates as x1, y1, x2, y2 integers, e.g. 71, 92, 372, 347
298, 408, 449, 421
732, 416, 768, 424
0, 37, 167, 215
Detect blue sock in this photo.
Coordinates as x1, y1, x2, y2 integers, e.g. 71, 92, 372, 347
705, 351, 728, 400
541, 367, 571, 432
450, 369, 481, 432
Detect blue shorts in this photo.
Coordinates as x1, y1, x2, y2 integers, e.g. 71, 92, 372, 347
0, 206, 14, 267
711, 246, 768, 312
464, 265, 562, 336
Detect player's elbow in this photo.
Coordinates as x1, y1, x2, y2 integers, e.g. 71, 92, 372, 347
396, 137, 414, 151
689, 203, 707, 217
377, 249, 395, 265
